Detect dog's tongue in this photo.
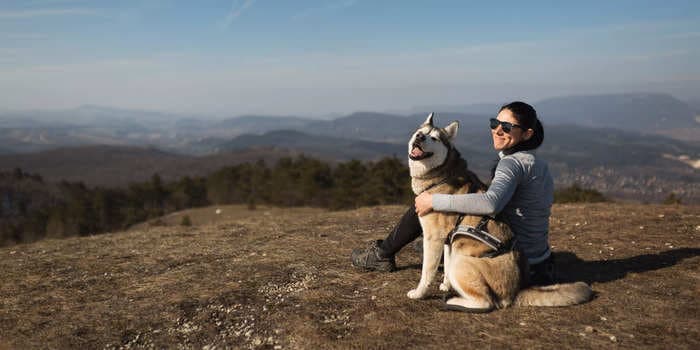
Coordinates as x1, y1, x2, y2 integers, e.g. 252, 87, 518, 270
410, 147, 424, 158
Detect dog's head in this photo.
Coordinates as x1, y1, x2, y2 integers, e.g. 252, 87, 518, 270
408, 113, 459, 177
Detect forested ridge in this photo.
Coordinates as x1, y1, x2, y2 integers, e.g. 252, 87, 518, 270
0, 156, 412, 246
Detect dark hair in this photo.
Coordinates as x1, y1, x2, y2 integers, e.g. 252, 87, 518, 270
499, 101, 544, 154
490, 101, 544, 180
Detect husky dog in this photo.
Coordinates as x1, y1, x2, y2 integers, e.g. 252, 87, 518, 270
407, 113, 591, 311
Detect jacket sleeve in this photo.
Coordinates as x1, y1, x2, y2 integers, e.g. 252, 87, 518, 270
432, 157, 524, 216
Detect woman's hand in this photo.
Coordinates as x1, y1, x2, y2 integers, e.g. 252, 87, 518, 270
415, 192, 433, 216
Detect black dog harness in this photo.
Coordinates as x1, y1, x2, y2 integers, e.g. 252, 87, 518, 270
445, 215, 515, 258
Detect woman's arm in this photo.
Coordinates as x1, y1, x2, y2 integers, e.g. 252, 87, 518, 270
422, 157, 524, 216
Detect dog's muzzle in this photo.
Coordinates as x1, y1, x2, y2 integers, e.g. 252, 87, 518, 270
409, 141, 433, 160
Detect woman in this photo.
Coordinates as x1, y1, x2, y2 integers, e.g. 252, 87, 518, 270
351, 101, 556, 286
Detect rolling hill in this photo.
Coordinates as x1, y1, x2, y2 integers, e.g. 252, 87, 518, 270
0, 145, 303, 187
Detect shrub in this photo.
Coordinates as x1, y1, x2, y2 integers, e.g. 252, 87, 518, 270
662, 193, 682, 205
554, 184, 607, 203
180, 215, 192, 226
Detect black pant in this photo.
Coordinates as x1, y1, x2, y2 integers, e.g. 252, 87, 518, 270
379, 204, 422, 256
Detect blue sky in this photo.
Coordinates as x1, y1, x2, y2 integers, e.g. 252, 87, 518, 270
0, 0, 698, 116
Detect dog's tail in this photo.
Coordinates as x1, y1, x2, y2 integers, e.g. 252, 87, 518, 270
514, 282, 592, 307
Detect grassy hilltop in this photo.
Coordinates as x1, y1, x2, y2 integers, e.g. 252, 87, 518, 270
1, 203, 699, 349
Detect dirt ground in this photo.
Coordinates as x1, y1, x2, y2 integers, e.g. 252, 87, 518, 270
1, 203, 698, 349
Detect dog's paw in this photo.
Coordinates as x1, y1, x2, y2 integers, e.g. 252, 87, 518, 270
439, 282, 451, 292
407, 288, 426, 299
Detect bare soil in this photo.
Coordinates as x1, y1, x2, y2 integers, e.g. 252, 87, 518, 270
1, 203, 699, 349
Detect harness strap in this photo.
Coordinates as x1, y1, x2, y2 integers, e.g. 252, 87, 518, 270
445, 215, 513, 258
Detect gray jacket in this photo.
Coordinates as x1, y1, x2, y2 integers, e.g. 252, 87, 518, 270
432, 151, 554, 264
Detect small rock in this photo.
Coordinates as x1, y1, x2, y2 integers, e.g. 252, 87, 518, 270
639, 226, 645, 230
585, 326, 594, 333
519, 322, 526, 326
371, 295, 377, 300
609, 335, 617, 342
215, 209, 222, 215
658, 214, 665, 218
600, 316, 607, 321
9, 251, 16, 255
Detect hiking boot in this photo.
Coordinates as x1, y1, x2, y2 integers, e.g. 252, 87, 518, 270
351, 240, 396, 272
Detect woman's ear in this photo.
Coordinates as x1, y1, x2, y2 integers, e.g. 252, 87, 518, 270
523, 128, 534, 141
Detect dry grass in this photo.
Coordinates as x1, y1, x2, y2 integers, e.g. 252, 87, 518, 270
1, 203, 699, 349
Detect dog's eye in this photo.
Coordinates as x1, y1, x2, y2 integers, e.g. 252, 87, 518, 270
430, 136, 438, 141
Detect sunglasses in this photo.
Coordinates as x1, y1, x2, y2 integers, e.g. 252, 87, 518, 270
489, 118, 524, 133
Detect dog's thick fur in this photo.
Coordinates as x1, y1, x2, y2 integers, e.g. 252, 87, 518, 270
407, 113, 591, 310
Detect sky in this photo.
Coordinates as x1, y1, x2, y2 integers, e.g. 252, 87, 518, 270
0, 0, 698, 116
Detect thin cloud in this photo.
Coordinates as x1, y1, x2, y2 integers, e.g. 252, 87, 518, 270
292, 0, 356, 21
663, 31, 700, 39
219, 0, 256, 28
3, 33, 49, 40
0, 8, 96, 19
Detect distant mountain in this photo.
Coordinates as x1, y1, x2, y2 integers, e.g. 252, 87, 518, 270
0, 145, 301, 187
685, 97, 700, 113
411, 102, 503, 116
214, 115, 316, 134
301, 111, 490, 144
219, 129, 406, 161
535, 93, 698, 131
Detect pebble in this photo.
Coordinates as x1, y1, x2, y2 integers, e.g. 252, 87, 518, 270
371, 295, 377, 300
600, 316, 607, 321
639, 226, 645, 230
658, 214, 665, 218
584, 326, 594, 333
610, 335, 617, 342
519, 322, 526, 326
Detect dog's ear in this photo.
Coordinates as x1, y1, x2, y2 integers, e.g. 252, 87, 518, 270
423, 112, 434, 126
444, 121, 459, 140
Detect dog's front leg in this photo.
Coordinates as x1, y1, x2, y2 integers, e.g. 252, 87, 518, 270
439, 243, 451, 292
407, 232, 443, 299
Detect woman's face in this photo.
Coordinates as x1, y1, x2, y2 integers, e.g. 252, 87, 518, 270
491, 108, 533, 151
